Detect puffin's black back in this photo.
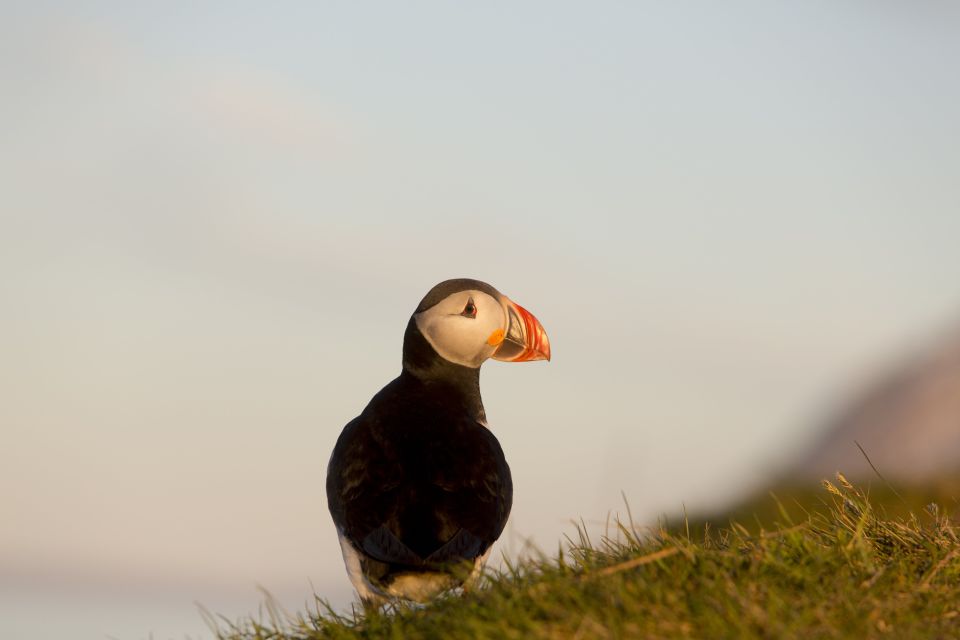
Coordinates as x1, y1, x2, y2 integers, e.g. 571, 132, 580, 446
326, 310, 513, 584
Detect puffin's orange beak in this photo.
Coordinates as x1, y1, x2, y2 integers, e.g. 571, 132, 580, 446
491, 297, 551, 362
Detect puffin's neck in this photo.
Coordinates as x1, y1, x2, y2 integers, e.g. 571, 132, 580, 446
401, 317, 486, 422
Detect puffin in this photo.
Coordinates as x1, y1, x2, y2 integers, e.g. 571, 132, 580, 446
326, 278, 550, 604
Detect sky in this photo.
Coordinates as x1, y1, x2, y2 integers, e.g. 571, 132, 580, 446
2, 2, 960, 638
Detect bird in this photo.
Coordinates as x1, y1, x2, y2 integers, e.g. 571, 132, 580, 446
326, 278, 550, 605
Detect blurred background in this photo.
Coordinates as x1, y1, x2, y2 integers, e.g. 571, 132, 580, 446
2, 2, 959, 638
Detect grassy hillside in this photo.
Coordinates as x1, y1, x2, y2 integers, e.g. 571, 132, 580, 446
210, 476, 960, 639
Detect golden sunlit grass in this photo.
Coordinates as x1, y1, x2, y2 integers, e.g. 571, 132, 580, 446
208, 477, 960, 639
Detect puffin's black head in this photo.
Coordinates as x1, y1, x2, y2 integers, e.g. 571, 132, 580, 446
403, 278, 550, 374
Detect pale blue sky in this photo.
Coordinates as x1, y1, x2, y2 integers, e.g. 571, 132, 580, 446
2, 3, 959, 638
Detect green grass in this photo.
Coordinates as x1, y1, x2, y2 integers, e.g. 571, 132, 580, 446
210, 476, 960, 639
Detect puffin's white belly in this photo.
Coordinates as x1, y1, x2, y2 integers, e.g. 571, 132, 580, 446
336, 530, 380, 601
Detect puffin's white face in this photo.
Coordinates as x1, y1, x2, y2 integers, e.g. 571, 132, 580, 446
414, 290, 506, 368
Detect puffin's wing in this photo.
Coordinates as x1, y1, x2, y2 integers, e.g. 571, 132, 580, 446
427, 421, 513, 555
327, 415, 402, 549
361, 525, 424, 565
424, 528, 486, 564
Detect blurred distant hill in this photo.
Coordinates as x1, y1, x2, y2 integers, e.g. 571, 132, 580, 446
793, 323, 960, 484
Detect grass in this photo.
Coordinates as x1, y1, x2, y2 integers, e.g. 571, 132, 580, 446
209, 475, 960, 639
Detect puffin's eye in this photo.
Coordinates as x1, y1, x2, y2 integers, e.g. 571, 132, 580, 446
461, 301, 477, 318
